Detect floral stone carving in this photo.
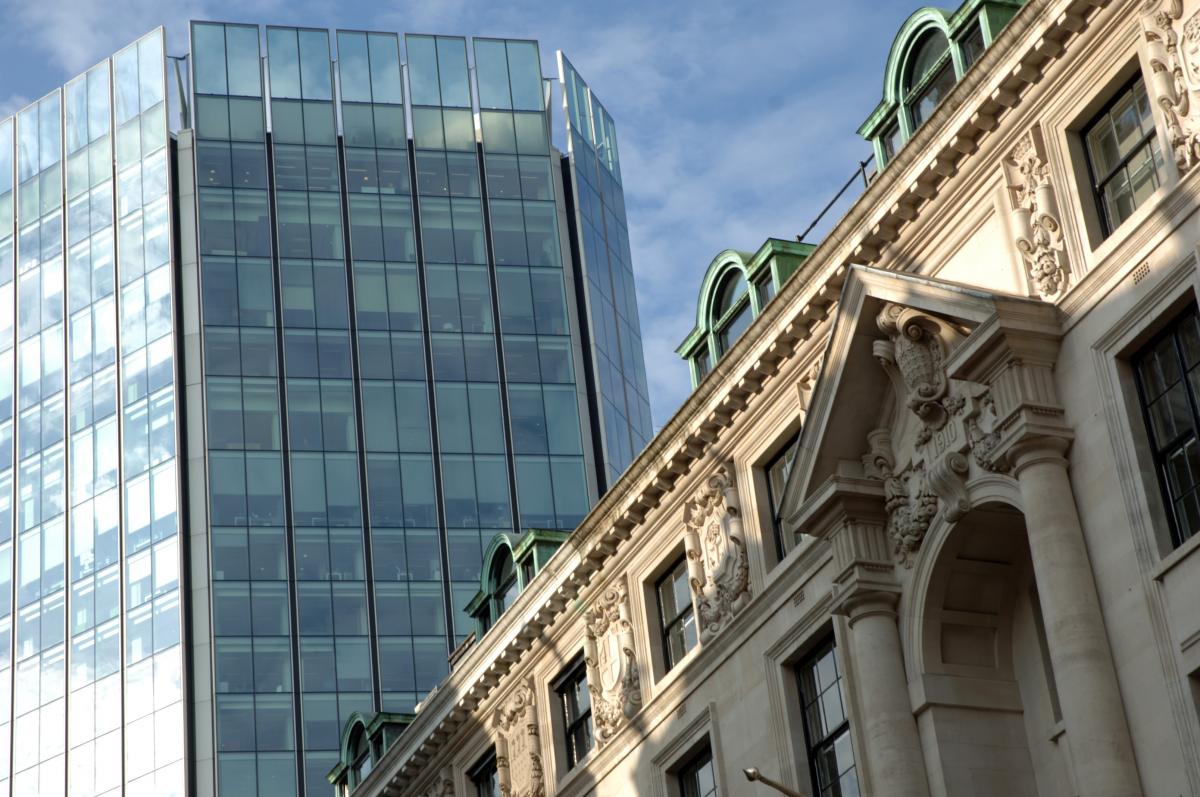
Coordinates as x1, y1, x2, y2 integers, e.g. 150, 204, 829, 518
868, 304, 1009, 565
683, 465, 751, 642
493, 679, 544, 797
1143, 0, 1200, 171
1004, 127, 1070, 301
583, 578, 642, 745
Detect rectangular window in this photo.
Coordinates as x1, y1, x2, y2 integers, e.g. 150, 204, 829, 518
797, 638, 859, 797
881, 119, 902, 163
1133, 306, 1200, 548
470, 751, 500, 797
1084, 76, 1164, 237
678, 745, 717, 797
765, 433, 800, 561
554, 657, 594, 769
656, 556, 697, 672
960, 23, 986, 69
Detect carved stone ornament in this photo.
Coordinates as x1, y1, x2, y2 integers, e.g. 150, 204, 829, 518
683, 465, 751, 642
420, 771, 455, 797
867, 304, 1009, 565
583, 578, 642, 745
492, 678, 544, 797
1004, 128, 1070, 301
1143, 0, 1200, 171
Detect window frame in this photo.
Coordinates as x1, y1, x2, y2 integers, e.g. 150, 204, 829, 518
1082, 74, 1163, 238
1132, 305, 1200, 549
764, 432, 801, 562
553, 655, 594, 770
469, 749, 500, 797
655, 555, 697, 673
677, 744, 718, 797
796, 637, 859, 797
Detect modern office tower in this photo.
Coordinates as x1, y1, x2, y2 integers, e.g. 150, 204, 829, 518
0, 22, 651, 797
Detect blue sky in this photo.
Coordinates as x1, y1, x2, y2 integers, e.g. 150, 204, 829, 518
0, 0, 925, 429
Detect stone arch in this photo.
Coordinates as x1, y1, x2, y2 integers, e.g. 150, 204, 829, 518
902, 486, 1073, 795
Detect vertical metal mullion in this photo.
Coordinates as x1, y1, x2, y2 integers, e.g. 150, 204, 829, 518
57, 80, 73, 794
263, 129, 308, 797
473, 140, 523, 538
4, 112, 19, 792
405, 138, 456, 655
334, 132, 383, 711
107, 60, 130, 795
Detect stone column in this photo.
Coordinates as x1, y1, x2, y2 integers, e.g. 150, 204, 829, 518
842, 590, 930, 797
798, 477, 930, 797
1011, 437, 1141, 797
949, 304, 1143, 797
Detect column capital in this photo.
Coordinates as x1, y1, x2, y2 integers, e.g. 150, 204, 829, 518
1007, 434, 1071, 478
795, 473, 900, 617
946, 301, 1071, 463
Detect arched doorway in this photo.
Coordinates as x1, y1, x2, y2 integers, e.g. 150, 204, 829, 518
913, 503, 1074, 796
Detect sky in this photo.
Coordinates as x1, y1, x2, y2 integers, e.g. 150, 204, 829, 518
0, 0, 927, 430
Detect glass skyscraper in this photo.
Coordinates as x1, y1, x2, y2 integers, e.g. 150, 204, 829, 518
0, 21, 651, 797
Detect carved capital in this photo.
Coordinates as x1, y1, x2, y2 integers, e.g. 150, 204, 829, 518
493, 679, 544, 797
946, 304, 1068, 463
683, 465, 752, 643
583, 577, 642, 745
1004, 126, 1070, 301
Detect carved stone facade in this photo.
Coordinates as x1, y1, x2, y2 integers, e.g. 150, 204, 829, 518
1143, 0, 1200, 170
420, 773, 455, 797
868, 304, 1009, 565
493, 679, 544, 797
1003, 126, 1071, 301
583, 578, 642, 745
683, 465, 752, 641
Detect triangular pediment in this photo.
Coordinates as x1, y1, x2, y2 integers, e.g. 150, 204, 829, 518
779, 265, 1046, 537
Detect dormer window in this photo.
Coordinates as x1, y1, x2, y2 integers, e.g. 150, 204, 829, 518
906, 31, 954, 129
714, 271, 752, 354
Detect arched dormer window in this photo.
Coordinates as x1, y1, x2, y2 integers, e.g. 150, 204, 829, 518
677, 241, 814, 388
904, 30, 954, 129
859, 2, 1026, 168
713, 270, 752, 353
492, 548, 519, 616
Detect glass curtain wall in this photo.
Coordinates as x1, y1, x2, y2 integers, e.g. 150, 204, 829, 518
14, 87, 68, 797
335, 29, 444, 717
192, 22, 299, 797
2, 26, 183, 797
474, 38, 591, 541
0, 113, 13, 797
265, 25, 375, 794
111, 31, 184, 796
406, 34, 514, 643
557, 55, 651, 487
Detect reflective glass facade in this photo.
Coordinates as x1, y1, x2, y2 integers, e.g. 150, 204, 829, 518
0, 27, 185, 797
0, 22, 650, 796
557, 55, 652, 487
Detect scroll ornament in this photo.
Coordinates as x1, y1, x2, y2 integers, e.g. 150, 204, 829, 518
492, 679, 544, 797
683, 465, 751, 642
868, 304, 1008, 565
421, 774, 455, 797
1005, 131, 1069, 301
1143, 0, 1200, 171
583, 579, 642, 745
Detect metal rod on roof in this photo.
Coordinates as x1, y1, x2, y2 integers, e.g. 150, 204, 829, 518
796, 155, 876, 244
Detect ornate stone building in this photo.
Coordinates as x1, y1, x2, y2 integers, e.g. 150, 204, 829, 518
333, 0, 1200, 794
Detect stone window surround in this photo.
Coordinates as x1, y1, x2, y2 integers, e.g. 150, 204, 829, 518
648, 703, 726, 797
645, 545, 699, 682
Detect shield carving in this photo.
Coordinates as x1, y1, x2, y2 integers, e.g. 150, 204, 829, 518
596, 629, 623, 693
1182, 11, 1200, 93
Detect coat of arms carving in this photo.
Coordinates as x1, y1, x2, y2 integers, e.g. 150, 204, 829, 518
1143, 0, 1200, 170
683, 465, 751, 642
492, 678, 544, 797
583, 577, 642, 745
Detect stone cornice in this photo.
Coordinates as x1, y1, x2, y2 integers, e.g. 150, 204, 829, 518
356, 0, 1117, 791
